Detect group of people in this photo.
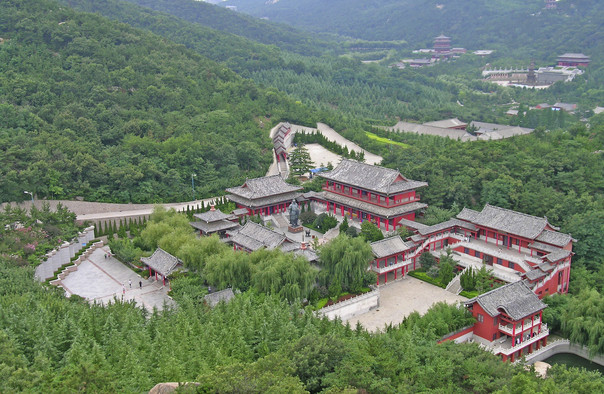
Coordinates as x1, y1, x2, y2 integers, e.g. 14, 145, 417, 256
121, 279, 144, 295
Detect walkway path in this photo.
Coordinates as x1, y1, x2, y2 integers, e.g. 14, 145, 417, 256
346, 276, 467, 332
60, 246, 175, 311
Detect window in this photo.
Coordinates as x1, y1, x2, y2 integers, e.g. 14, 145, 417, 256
464, 247, 470, 254
493, 317, 498, 326
509, 262, 515, 270
492, 333, 498, 341
477, 313, 484, 323
497, 258, 502, 265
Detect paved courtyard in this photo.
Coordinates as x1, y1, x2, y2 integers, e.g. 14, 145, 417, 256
60, 246, 176, 311
346, 276, 467, 332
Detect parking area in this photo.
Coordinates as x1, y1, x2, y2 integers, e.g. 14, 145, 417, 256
60, 246, 176, 311
346, 276, 467, 332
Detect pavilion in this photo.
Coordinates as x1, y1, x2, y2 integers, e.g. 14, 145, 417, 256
141, 248, 183, 286
189, 205, 239, 237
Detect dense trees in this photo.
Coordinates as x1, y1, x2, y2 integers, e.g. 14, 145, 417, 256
319, 235, 375, 293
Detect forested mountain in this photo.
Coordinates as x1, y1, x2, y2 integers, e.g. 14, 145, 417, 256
0, 0, 317, 203
224, 0, 604, 60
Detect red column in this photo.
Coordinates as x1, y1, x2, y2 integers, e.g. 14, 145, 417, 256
341, 206, 344, 216
149, 266, 152, 276
496, 232, 499, 246
377, 275, 380, 286
394, 269, 397, 280
386, 220, 389, 231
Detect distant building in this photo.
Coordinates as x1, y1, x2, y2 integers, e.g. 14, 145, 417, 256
473, 50, 494, 57
557, 53, 590, 67
370, 236, 415, 285
552, 103, 577, 113
536, 66, 583, 84
424, 117, 467, 130
273, 122, 293, 162
434, 34, 451, 54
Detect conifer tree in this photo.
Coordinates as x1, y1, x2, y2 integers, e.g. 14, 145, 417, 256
289, 144, 313, 176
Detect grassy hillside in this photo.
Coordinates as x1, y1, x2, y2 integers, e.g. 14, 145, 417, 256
0, 0, 316, 203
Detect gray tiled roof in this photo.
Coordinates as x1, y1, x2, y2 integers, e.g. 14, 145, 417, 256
536, 230, 573, 247
544, 249, 572, 263
460, 204, 550, 240
232, 208, 249, 216
141, 248, 183, 277
418, 218, 477, 235
190, 220, 239, 234
472, 122, 533, 136
530, 241, 559, 253
227, 191, 301, 209
389, 121, 471, 140
465, 281, 546, 320
524, 270, 547, 281
319, 159, 427, 195
370, 236, 413, 258
557, 53, 590, 60
193, 209, 231, 223
204, 288, 235, 307
227, 222, 286, 251
226, 175, 303, 200
323, 192, 427, 219
457, 207, 480, 222
397, 218, 430, 232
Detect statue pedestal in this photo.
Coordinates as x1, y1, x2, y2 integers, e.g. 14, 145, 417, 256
288, 225, 303, 233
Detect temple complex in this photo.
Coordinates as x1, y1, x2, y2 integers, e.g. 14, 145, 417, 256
465, 281, 549, 362
396, 204, 573, 298
273, 122, 293, 162
315, 159, 428, 231
370, 236, 415, 285
226, 175, 303, 216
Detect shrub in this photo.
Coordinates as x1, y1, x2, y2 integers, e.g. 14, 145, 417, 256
300, 210, 317, 225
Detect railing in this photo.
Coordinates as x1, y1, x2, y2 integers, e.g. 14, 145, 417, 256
322, 186, 420, 208
521, 339, 570, 363
491, 324, 549, 355
498, 317, 541, 336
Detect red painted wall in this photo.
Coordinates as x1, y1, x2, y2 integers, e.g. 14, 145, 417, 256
469, 303, 499, 341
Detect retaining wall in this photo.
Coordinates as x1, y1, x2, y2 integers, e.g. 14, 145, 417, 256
34, 226, 95, 281
525, 339, 604, 366
438, 325, 475, 344
319, 289, 380, 321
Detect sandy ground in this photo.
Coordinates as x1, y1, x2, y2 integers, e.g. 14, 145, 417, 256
316, 123, 383, 165
304, 143, 343, 168
346, 276, 467, 333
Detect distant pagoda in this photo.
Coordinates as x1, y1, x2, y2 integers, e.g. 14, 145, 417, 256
434, 34, 451, 54
526, 60, 537, 85
545, 0, 557, 10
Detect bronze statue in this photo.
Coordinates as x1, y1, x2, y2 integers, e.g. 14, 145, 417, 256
288, 200, 300, 227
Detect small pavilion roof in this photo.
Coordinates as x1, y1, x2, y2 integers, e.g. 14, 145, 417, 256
141, 248, 183, 277
557, 53, 590, 60
190, 220, 239, 234
204, 288, 235, 307
370, 236, 413, 258
524, 269, 547, 281
319, 159, 427, 195
193, 207, 231, 223
465, 281, 546, 321
417, 218, 476, 236
231, 208, 249, 216
226, 175, 303, 200
227, 222, 286, 251
457, 204, 556, 240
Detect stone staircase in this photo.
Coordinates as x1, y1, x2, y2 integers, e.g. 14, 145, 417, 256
272, 213, 290, 229
445, 266, 468, 295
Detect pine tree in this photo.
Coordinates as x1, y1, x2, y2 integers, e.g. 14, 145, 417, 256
97, 221, 103, 236
289, 144, 313, 176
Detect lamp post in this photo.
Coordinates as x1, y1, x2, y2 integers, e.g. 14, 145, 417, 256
191, 173, 196, 200
24, 191, 34, 203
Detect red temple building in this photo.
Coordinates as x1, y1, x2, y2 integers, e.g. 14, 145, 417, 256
316, 159, 428, 231
557, 53, 590, 67
398, 204, 573, 297
545, 0, 557, 10
226, 175, 302, 217
434, 34, 451, 54
465, 281, 549, 362
370, 236, 415, 285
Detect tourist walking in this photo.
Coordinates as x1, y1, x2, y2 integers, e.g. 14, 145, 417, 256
128, 279, 132, 288
139, 280, 142, 289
